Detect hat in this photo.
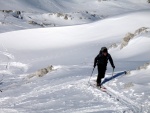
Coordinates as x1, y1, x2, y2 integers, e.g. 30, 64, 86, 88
101, 47, 108, 53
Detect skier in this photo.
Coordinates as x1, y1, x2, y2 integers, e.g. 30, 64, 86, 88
94, 47, 115, 87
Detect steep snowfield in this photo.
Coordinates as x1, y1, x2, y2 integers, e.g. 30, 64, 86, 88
0, 9, 150, 113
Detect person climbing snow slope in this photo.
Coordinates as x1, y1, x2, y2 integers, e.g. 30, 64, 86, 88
94, 47, 115, 87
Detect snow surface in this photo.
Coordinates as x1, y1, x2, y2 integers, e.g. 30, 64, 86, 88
0, 0, 150, 113
0, 0, 150, 33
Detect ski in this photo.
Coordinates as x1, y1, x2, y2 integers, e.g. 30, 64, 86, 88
89, 82, 112, 97
88, 71, 127, 97
89, 82, 107, 92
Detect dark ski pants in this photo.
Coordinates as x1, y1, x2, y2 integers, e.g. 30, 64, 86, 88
97, 65, 106, 84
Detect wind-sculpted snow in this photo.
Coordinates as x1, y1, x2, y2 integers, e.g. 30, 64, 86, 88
109, 27, 150, 60
0, 65, 136, 113
120, 27, 150, 49
109, 27, 150, 50
0, 51, 14, 60
0, 0, 150, 33
0, 1, 150, 113
106, 63, 150, 113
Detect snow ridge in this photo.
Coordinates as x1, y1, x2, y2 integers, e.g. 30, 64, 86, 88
0, 0, 150, 113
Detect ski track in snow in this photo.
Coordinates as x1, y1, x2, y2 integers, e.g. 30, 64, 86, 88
104, 85, 142, 113
0, 1, 150, 113
0, 61, 150, 113
0, 41, 149, 112
0, 65, 130, 113
0, 39, 149, 112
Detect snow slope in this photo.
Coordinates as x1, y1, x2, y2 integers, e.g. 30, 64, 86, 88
110, 28, 150, 61
0, 0, 149, 13
0, 9, 150, 113
104, 63, 150, 113
0, 11, 150, 51
0, 0, 150, 33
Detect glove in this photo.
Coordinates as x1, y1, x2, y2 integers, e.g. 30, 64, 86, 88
112, 65, 115, 69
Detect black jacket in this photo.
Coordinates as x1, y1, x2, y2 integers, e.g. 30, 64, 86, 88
94, 53, 114, 68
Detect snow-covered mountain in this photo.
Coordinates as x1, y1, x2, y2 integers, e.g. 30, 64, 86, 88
0, 0, 150, 33
0, 0, 150, 113
0, 0, 149, 13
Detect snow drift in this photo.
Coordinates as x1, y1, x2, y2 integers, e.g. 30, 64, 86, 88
0, 0, 150, 33
0, 1, 150, 113
1, 11, 150, 51
110, 27, 150, 61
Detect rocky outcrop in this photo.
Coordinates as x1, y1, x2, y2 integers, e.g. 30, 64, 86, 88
134, 27, 149, 35
120, 33, 134, 49
109, 27, 150, 50
28, 65, 54, 79
136, 62, 150, 70
120, 27, 149, 49
126, 62, 150, 75
108, 43, 118, 49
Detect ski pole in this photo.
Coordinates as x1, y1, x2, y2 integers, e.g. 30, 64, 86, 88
112, 68, 114, 77
88, 67, 95, 83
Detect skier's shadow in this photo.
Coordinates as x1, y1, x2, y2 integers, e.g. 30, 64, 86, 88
101, 71, 126, 85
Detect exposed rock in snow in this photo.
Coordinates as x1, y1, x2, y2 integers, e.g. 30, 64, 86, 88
108, 43, 118, 49
126, 62, 150, 75
134, 27, 149, 35
136, 62, 150, 70
27, 65, 53, 79
120, 32, 134, 49
109, 27, 150, 50
121, 27, 150, 49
